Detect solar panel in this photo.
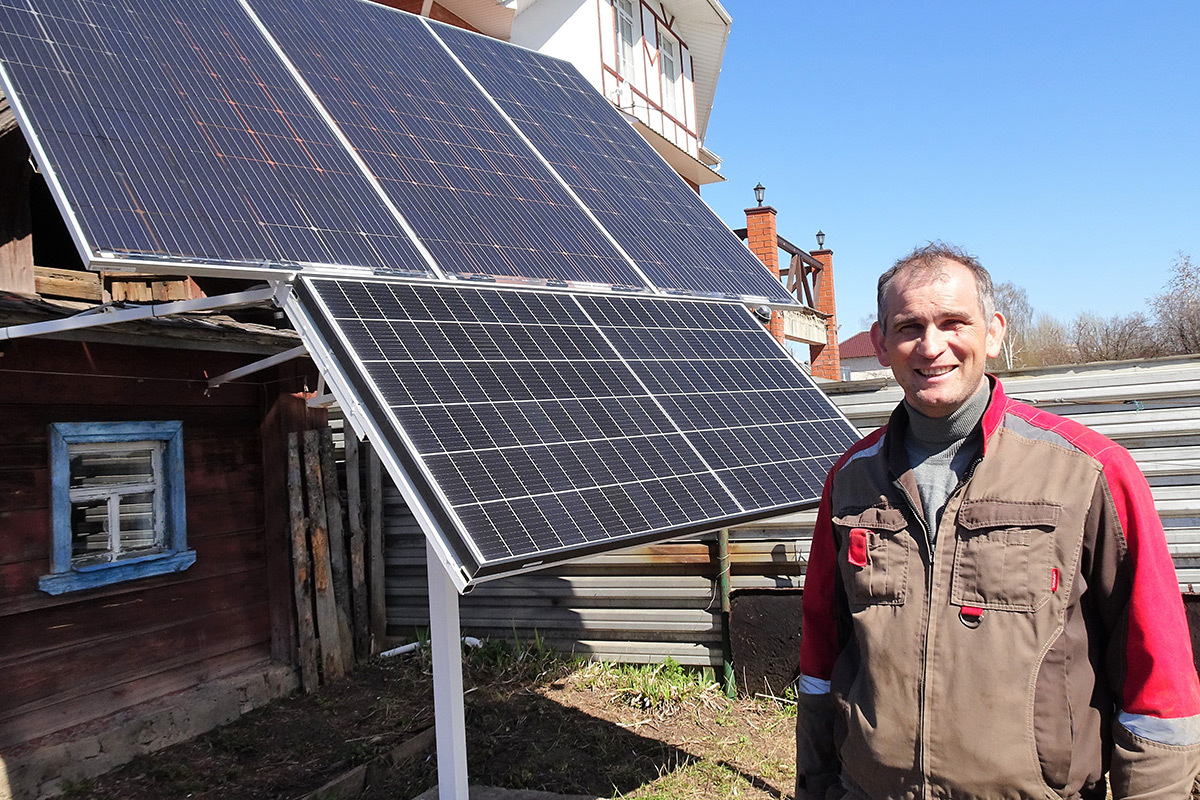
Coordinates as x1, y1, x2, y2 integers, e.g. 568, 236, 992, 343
0, 0, 430, 275
249, 0, 648, 289
290, 277, 857, 584
432, 23, 795, 304
1, 0, 854, 590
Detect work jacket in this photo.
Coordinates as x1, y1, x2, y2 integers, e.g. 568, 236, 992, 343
797, 378, 1200, 800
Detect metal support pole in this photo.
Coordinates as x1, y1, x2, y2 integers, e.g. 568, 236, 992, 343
718, 528, 736, 699
427, 539, 469, 799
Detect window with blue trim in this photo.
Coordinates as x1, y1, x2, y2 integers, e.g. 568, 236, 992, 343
40, 421, 193, 595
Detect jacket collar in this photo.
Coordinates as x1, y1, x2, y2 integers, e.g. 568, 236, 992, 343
885, 375, 1007, 474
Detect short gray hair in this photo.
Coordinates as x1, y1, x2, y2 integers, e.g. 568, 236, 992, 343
876, 242, 995, 332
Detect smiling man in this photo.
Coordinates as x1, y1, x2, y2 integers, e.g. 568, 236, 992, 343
795, 243, 1200, 800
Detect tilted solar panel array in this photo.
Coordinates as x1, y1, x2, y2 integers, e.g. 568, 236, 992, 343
0, 0, 788, 301
435, 24, 795, 303
249, 0, 646, 288
0, 0, 430, 273
0, 0, 861, 587
294, 278, 856, 580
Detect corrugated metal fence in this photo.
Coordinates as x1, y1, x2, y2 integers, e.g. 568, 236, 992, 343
378, 355, 1200, 665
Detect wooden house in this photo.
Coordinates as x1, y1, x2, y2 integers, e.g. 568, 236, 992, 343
0, 100, 328, 799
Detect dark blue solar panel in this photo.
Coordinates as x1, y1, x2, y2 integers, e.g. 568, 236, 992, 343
296, 278, 856, 581
249, 0, 647, 288
576, 294, 858, 509
0, 0, 428, 273
432, 23, 795, 304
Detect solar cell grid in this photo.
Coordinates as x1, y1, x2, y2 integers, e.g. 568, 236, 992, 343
432, 23, 794, 303
295, 278, 857, 581
575, 293, 859, 511
0, 0, 432, 273
249, 0, 646, 288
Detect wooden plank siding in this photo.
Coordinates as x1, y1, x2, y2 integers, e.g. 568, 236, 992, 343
0, 335, 311, 747
371, 354, 1200, 666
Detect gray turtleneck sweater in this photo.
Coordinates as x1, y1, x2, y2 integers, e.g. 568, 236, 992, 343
902, 382, 990, 550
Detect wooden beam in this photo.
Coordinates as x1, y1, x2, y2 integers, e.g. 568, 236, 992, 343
287, 433, 319, 692
33, 266, 103, 301
303, 429, 345, 682
105, 273, 204, 302
345, 432, 370, 660
319, 427, 355, 673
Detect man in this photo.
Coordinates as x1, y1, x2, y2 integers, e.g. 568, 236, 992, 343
796, 243, 1200, 800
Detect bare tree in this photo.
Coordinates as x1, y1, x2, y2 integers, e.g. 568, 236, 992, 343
1022, 313, 1074, 367
1151, 252, 1200, 355
991, 281, 1033, 370
1070, 311, 1159, 363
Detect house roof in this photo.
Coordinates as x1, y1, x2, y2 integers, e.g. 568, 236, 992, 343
839, 330, 875, 359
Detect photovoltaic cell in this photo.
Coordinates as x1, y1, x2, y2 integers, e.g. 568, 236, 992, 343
577, 294, 859, 509
295, 277, 856, 581
0, 0, 429, 273
249, 0, 647, 288
432, 23, 795, 303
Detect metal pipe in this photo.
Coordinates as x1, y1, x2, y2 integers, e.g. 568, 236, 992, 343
0, 284, 277, 342
718, 528, 736, 699
206, 344, 308, 388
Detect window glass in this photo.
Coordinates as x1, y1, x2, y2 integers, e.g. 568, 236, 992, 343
616, 0, 636, 80
660, 33, 681, 117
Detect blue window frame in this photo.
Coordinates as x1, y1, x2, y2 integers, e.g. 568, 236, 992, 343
39, 421, 193, 595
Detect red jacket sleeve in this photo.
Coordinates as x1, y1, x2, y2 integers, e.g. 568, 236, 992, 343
800, 463, 842, 682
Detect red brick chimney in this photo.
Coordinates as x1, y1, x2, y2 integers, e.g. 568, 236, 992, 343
808, 244, 840, 380
744, 205, 784, 343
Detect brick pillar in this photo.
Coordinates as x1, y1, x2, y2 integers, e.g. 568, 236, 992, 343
744, 205, 784, 343
809, 247, 840, 380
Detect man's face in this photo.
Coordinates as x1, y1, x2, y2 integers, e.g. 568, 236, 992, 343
869, 260, 1006, 418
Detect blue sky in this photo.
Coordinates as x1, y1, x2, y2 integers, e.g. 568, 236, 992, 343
701, 2, 1200, 337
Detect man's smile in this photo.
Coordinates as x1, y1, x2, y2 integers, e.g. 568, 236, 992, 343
916, 366, 957, 377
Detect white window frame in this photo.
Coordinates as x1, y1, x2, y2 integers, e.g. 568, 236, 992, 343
658, 28, 682, 118
616, 0, 638, 83
40, 421, 193, 595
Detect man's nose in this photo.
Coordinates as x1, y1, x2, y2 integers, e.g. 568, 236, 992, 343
914, 327, 946, 356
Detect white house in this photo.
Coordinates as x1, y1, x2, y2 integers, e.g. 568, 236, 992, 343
402, 0, 730, 189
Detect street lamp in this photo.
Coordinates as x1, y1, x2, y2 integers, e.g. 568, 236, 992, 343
816, 230, 825, 249
753, 183, 766, 207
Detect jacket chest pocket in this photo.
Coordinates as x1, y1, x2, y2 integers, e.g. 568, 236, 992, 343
832, 508, 910, 607
950, 499, 1062, 612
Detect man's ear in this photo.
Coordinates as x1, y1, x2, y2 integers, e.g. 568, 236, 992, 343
869, 321, 891, 367
985, 312, 1007, 359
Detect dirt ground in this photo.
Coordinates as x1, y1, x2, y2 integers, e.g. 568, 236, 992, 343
75, 644, 797, 799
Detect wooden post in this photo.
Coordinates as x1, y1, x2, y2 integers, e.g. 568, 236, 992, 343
260, 393, 326, 668
345, 432, 370, 660
303, 429, 344, 682
319, 428, 355, 673
287, 433, 319, 692
367, 443, 387, 653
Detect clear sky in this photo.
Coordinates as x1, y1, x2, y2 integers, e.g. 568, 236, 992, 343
700, 1, 1200, 338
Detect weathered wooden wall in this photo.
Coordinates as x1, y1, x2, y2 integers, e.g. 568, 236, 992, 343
0, 335, 309, 747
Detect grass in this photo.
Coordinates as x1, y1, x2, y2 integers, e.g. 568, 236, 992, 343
573, 657, 722, 714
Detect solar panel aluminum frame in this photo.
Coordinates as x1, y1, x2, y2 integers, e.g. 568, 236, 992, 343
279, 279, 477, 591
283, 276, 836, 592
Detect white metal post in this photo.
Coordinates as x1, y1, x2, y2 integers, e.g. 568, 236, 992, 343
427, 539, 469, 799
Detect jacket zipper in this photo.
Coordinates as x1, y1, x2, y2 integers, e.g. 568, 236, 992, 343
894, 454, 984, 800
